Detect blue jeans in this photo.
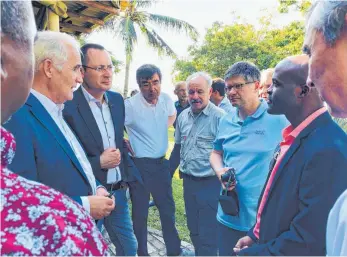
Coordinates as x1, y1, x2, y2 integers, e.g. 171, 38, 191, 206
104, 188, 138, 256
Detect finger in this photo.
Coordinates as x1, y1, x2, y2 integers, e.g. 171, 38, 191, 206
233, 247, 241, 253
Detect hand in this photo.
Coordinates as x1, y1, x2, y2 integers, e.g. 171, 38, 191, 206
123, 138, 135, 157
96, 187, 109, 197
100, 147, 121, 169
233, 236, 254, 254
216, 167, 236, 191
88, 195, 115, 220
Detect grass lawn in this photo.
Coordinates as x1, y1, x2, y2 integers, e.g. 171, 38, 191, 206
146, 126, 191, 243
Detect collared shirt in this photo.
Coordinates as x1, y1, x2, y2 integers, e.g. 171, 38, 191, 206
125, 92, 176, 158
213, 99, 289, 231
30, 89, 97, 213
253, 106, 327, 238
173, 100, 190, 128
81, 86, 121, 184
175, 102, 226, 177
218, 97, 236, 113
327, 189, 347, 256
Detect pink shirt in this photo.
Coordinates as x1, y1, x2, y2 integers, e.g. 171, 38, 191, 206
253, 107, 327, 239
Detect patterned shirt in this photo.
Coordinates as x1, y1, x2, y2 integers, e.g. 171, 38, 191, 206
0, 127, 108, 256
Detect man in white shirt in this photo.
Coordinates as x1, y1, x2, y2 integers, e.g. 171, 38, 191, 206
5, 31, 114, 220
125, 64, 183, 256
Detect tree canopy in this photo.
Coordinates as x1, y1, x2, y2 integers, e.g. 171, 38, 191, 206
173, 19, 305, 81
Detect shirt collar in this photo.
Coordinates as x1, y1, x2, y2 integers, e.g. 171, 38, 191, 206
81, 86, 109, 105
282, 106, 327, 140
30, 89, 64, 117
188, 101, 213, 117
232, 99, 267, 123
139, 92, 162, 107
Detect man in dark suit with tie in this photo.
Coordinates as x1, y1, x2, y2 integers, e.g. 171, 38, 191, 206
63, 43, 139, 256
234, 54, 347, 255
4, 32, 115, 220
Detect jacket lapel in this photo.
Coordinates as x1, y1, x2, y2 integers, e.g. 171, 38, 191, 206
27, 94, 89, 184
266, 112, 331, 200
75, 87, 104, 152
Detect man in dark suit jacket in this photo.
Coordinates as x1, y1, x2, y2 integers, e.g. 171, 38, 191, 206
234, 55, 347, 255
4, 32, 115, 221
63, 44, 140, 256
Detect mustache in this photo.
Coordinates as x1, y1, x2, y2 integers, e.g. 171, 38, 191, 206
190, 99, 202, 104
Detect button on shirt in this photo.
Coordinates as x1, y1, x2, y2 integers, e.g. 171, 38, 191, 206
82, 87, 121, 184
213, 99, 289, 231
218, 97, 236, 113
30, 89, 97, 213
175, 102, 226, 177
125, 92, 176, 158
253, 107, 327, 238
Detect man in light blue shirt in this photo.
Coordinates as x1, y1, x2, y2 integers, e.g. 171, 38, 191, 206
210, 61, 288, 256
210, 78, 235, 113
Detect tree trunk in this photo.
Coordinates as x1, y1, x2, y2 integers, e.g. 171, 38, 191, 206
123, 57, 131, 97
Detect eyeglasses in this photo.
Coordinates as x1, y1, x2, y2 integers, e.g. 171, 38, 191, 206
83, 65, 114, 73
225, 81, 256, 92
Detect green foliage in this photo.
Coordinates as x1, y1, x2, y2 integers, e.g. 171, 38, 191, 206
110, 55, 123, 74
334, 118, 347, 133
278, 0, 312, 14
173, 20, 305, 81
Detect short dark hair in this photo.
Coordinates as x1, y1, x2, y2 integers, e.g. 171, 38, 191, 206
136, 64, 162, 85
211, 78, 226, 97
1, 1, 34, 47
224, 61, 261, 83
80, 43, 105, 65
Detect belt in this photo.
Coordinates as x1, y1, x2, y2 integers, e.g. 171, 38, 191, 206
106, 181, 128, 191
179, 171, 216, 181
132, 156, 165, 164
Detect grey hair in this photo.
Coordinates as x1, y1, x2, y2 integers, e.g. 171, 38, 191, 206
260, 68, 274, 86
305, 1, 347, 47
34, 31, 80, 72
186, 72, 212, 88
224, 61, 261, 82
0, 1, 36, 47
174, 81, 187, 91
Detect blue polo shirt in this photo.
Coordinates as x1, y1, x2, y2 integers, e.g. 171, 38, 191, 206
213, 99, 288, 231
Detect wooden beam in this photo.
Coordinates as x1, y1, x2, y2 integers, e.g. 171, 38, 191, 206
48, 9, 60, 31
67, 11, 104, 26
77, 0, 120, 15
60, 23, 92, 34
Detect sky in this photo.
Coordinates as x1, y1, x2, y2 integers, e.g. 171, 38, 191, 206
86, 0, 303, 100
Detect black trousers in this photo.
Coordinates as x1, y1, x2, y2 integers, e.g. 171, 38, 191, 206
130, 157, 181, 256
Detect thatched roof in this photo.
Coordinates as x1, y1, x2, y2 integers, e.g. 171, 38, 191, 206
32, 1, 122, 35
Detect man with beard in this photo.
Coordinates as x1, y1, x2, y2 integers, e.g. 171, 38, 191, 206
234, 55, 347, 256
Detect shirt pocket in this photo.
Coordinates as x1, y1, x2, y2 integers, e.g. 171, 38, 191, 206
195, 135, 214, 158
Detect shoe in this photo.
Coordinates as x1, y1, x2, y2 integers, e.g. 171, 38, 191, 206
179, 248, 195, 256
149, 200, 156, 208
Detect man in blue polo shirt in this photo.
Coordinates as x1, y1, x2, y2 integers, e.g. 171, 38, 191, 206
210, 61, 288, 256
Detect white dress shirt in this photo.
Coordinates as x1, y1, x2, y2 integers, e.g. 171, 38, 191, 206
125, 92, 176, 158
30, 89, 97, 213
82, 86, 121, 184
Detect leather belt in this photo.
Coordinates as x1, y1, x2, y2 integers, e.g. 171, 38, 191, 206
132, 156, 165, 164
179, 171, 216, 181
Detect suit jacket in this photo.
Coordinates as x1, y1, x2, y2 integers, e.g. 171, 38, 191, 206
4, 94, 97, 205
63, 87, 142, 187
239, 112, 347, 256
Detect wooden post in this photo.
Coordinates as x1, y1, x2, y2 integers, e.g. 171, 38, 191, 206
48, 9, 60, 31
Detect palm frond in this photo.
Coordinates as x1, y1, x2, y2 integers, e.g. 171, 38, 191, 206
149, 13, 199, 41
139, 23, 177, 58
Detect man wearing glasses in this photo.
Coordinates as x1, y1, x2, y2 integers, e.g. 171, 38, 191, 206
210, 61, 288, 255
63, 43, 138, 255
124, 64, 186, 256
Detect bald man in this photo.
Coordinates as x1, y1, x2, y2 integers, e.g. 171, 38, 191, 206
234, 55, 347, 255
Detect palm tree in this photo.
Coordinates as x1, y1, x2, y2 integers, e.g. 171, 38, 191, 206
102, 0, 199, 97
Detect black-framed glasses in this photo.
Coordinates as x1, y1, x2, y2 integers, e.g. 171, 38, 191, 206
225, 81, 256, 92
83, 65, 114, 73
